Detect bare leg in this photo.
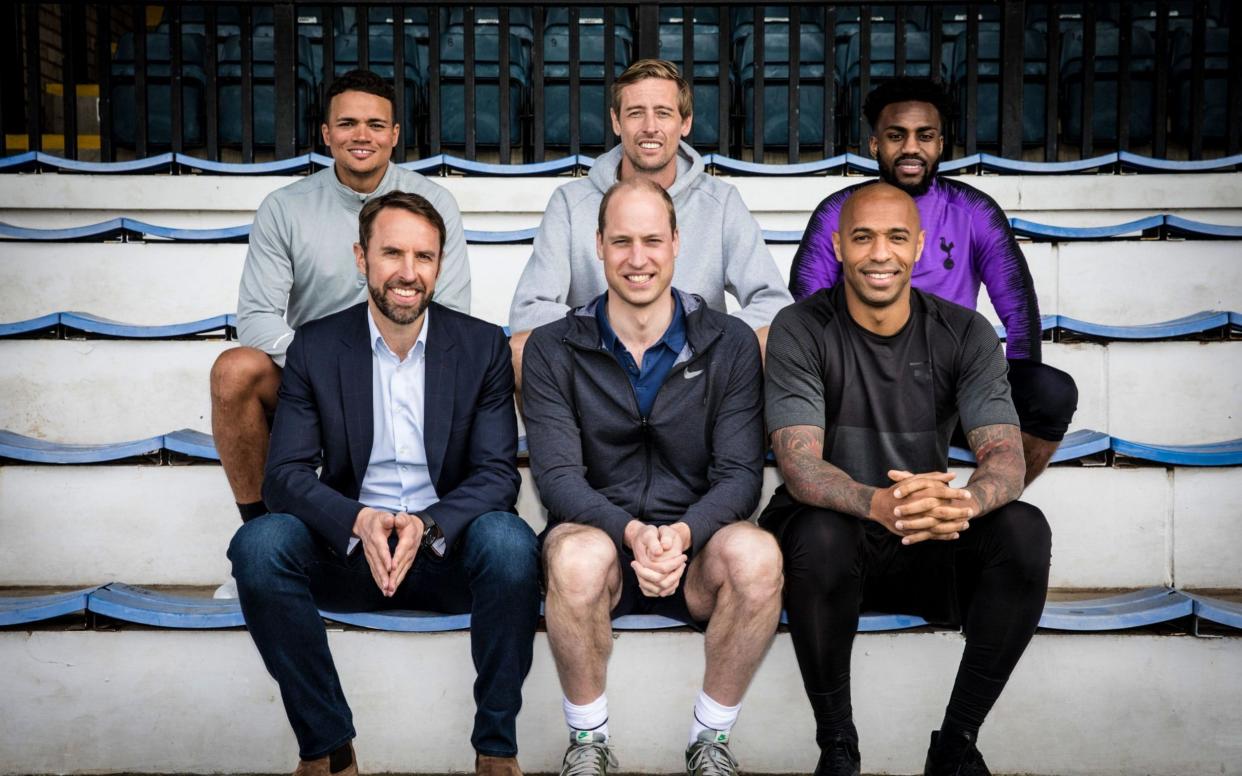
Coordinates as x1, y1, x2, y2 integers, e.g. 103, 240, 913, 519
684, 522, 783, 705
1021, 431, 1058, 487
543, 524, 624, 703
509, 329, 532, 404
210, 347, 282, 503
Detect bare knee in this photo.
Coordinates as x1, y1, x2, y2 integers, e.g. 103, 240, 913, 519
211, 347, 280, 406
711, 523, 784, 605
544, 524, 619, 604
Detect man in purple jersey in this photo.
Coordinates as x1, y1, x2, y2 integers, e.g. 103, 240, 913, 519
789, 78, 1076, 485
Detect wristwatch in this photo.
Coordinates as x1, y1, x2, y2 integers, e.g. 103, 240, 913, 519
419, 513, 446, 557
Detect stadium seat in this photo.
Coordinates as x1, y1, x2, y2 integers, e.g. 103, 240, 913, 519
841, 25, 935, 145
738, 23, 834, 148
950, 26, 1048, 148
438, 26, 528, 147
1061, 24, 1158, 145
332, 28, 425, 149
110, 31, 208, 147
218, 33, 317, 147
657, 15, 726, 147
542, 8, 632, 148
1171, 26, 1231, 143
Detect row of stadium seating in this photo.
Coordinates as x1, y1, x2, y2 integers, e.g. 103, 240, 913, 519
101, 4, 1235, 152
5, 582, 1238, 632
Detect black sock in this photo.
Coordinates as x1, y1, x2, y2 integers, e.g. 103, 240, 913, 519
328, 741, 354, 773
237, 501, 268, 522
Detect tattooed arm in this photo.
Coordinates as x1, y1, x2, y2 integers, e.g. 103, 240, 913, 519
772, 425, 967, 542
962, 423, 1026, 516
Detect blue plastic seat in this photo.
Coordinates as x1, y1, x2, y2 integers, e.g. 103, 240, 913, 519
438, 27, 529, 147
1171, 26, 1231, 144
840, 25, 936, 145
0, 586, 101, 626
950, 27, 1047, 148
332, 29, 425, 148
1038, 588, 1193, 631
1061, 24, 1158, 145
738, 24, 834, 148
542, 8, 631, 148
216, 34, 318, 148
110, 31, 208, 147
656, 21, 726, 147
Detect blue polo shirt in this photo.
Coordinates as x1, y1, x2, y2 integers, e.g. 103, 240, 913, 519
595, 291, 687, 418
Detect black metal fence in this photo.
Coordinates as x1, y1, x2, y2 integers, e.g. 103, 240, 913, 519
2, 1, 1239, 165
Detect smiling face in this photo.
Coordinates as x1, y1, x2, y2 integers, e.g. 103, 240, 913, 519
869, 100, 944, 197
832, 184, 925, 320
596, 184, 679, 312
354, 207, 440, 327
322, 89, 400, 193
611, 77, 693, 185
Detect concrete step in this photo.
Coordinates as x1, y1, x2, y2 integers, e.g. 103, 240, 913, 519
2, 465, 1238, 590
4, 339, 1240, 445
4, 239, 1240, 333
3, 173, 1241, 231
0, 627, 1237, 775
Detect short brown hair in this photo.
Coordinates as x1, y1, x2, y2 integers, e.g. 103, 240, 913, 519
323, 69, 397, 124
597, 178, 677, 236
609, 59, 693, 119
358, 190, 446, 253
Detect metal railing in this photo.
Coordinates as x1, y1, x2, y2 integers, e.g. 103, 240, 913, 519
2, 1, 1239, 165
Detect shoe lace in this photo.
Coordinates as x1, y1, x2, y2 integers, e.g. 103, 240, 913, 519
818, 736, 859, 775
687, 739, 739, 776
560, 740, 617, 776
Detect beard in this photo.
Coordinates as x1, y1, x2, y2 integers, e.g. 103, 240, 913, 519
369, 278, 432, 325
878, 153, 940, 197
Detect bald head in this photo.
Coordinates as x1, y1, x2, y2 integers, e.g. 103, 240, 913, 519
839, 182, 922, 236
831, 181, 926, 325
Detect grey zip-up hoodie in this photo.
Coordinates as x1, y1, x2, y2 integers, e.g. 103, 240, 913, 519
521, 289, 765, 558
508, 142, 792, 332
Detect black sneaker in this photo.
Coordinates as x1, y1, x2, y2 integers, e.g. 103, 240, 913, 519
814, 730, 860, 776
923, 729, 991, 776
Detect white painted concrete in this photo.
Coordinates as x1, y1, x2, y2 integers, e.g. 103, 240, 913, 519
0, 465, 1182, 590
1172, 467, 1242, 590
1107, 342, 1242, 445
0, 629, 1237, 775
0, 340, 227, 442
1041, 342, 1109, 435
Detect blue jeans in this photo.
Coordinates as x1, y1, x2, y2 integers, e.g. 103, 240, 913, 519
228, 510, 540, 759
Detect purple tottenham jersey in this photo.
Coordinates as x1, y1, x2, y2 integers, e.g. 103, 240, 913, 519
789, 177, 1042, 361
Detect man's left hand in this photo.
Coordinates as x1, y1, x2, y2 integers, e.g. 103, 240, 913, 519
387, 512, 423, 596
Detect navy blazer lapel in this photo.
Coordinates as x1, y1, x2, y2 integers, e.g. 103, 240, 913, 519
423, 306, 456, 485
339, 305, 374, 489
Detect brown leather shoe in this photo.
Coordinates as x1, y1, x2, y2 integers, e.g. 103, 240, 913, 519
293, 741, 358, 776
476, 753, 522, 776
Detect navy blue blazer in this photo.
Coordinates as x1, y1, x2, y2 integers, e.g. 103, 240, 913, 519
263, 301, 521, 558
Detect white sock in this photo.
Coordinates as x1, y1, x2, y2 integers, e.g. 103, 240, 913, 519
564, 694, 609, 741
689, 690, 741, 745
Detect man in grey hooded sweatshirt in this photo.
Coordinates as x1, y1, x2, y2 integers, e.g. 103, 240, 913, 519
508, 59, 791, 387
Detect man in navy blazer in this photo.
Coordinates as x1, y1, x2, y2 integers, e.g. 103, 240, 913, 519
229, 191, 539, 776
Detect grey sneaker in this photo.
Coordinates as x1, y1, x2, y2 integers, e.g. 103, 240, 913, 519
685, 729, 739, 776
559, 731, 617, 776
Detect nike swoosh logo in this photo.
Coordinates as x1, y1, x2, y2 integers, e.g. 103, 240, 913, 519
684, 368, 704, 379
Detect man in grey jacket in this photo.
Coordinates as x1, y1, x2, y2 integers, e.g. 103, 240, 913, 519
209, 70, 471, 596
522, 178, 783, 776
508, 59, 790, 388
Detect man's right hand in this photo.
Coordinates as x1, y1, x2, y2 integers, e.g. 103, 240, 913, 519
354, 506, 399, 596
624, 519, 687, 597
869, 471, 973, 545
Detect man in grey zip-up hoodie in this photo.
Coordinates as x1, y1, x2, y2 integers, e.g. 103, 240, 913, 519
209, 71, 471, 576
523, 178, 782, 776
508, 59, 791, 389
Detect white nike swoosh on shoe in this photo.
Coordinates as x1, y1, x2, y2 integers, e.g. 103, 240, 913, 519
684, 368, 704, 379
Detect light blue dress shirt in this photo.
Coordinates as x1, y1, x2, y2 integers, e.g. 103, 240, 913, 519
349, 307, 440, 554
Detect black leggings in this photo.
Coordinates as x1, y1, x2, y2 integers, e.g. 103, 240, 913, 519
777, 500, 1051, 741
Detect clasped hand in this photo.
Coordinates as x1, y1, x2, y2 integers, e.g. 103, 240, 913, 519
870, 470, 977, 545
353, 506, 423, 596
625, 520, 690, 598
